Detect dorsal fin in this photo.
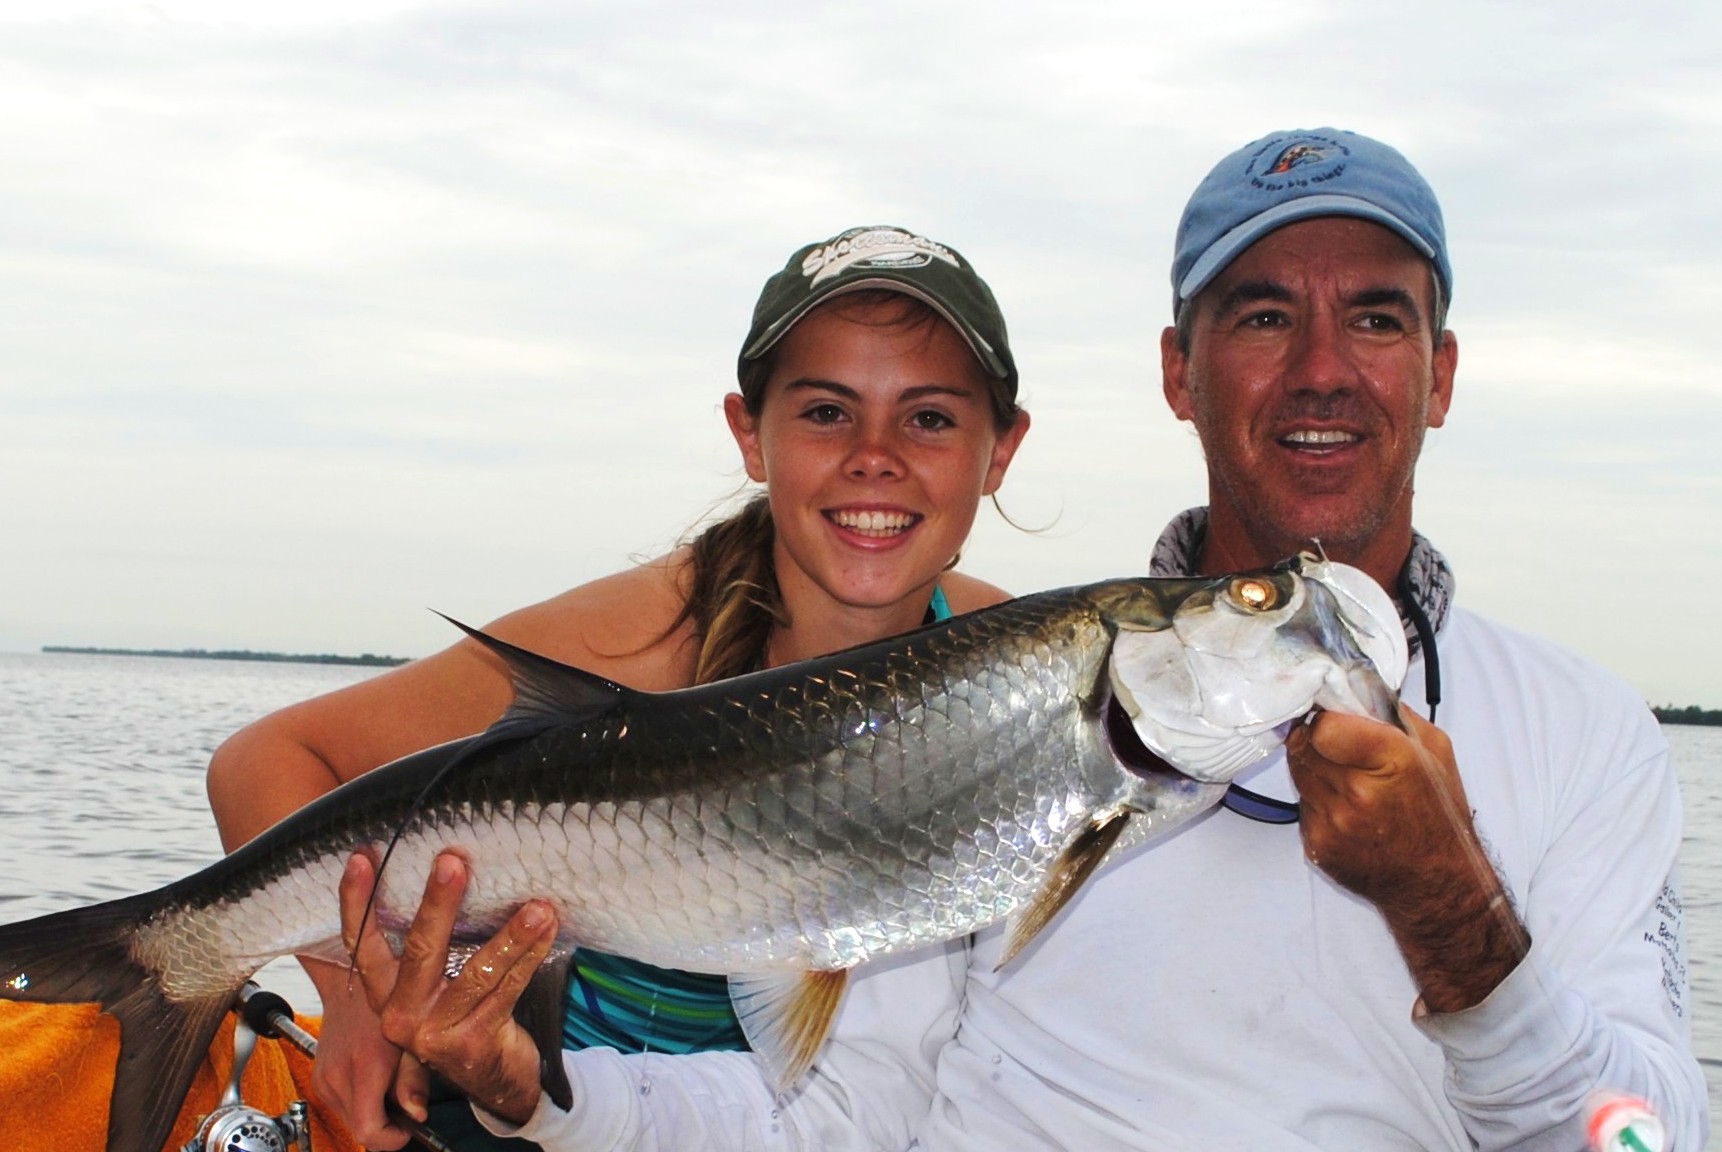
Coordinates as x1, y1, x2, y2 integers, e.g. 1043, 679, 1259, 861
728, 968, 851, 1090
1000, 808, 1133, 968
434, 611, 627, 735
352, 617, 631, 967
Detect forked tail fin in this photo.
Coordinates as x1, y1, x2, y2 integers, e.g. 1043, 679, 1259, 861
0, 892, 240, 1152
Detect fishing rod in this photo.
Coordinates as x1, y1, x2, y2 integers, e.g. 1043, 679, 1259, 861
180, 981, 457, 1152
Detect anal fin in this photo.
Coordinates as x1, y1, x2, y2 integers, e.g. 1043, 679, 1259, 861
728, 968, 850, 1090
513, 951, 577, 1111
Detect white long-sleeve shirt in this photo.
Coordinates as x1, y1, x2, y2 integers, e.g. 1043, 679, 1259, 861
481, 604, 1710, 1150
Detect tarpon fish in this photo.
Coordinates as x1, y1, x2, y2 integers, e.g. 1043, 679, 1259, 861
0, 555, 1405, 1152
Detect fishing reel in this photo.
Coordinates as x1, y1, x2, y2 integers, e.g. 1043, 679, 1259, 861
181, 986, 313, 1152
184, 981, 459, 1152
184, 1101, 310, 1152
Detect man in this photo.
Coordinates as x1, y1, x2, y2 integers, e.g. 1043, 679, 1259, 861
1125, 127, 1708, 1147
359, 130, 1710, 1151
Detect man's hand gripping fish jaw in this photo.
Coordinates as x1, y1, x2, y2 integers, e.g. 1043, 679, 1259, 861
1108, 553, 1410, 782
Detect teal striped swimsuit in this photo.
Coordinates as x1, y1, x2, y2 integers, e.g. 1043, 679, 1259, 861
561, 584, 953, 1055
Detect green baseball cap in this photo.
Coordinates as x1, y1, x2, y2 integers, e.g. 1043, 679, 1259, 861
739, 225, 1018, 402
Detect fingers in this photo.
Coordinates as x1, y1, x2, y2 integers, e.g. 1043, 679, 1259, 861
1290, 704, 1482, 912
1399, 706, 1456, 766
1298, 705, 1456, 772
391, 852, 470, 1007
429, 900, 562, 1125
340, 849, 479, 1011
1299, 708, 1406, 770
338, 849, 377, 956
439, 899, 558, 1030
392, 1051, 432, 1125
369, 852, 468, 1055
308, 977, 414, 1150
340, 852, 404, 1011
407, 897, 558, 1121
334, 849, 546, 1144
333, 845, 560, 1123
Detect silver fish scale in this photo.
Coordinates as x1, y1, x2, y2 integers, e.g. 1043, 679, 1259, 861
459, 610, 1117, 974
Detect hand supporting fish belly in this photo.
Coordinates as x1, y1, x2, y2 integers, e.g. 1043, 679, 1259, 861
0, 554, 1405, 1152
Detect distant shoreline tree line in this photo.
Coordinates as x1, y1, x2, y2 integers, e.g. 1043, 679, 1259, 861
35, 647, 1722, 720
43, 646, 408, 668
1651, 705, 1722, 727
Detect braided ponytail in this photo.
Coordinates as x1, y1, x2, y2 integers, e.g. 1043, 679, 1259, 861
676, 494, 786, 684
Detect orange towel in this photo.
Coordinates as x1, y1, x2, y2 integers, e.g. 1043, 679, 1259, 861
0, 1000, 361, 1152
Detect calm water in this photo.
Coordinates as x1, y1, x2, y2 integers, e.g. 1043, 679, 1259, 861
2, 650, 1720, 1123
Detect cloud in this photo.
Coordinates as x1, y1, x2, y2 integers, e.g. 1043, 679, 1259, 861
0, 0, 1718, 703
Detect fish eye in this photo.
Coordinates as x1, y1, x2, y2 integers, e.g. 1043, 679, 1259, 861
1228, 577, 1279, 612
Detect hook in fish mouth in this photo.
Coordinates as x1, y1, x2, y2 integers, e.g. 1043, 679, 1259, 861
1270, 541, 1328, 574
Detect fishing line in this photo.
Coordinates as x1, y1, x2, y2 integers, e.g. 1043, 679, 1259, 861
349, 735, 488, 977
1396, 561, 1441, 723
351, 614, 583, 976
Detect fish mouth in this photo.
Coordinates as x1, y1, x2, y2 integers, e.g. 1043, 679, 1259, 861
826, 508, 922, 539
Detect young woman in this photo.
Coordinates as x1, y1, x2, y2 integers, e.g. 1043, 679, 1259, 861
205, 224, 1030, 1149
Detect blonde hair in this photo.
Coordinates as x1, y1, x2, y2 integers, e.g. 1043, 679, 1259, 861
673, 290, 1020, 684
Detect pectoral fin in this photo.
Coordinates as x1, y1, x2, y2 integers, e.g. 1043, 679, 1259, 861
1000, 808, 1133, 968
728, 968, 850, 1090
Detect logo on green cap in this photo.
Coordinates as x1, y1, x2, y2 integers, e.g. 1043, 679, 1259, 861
800, 227, 962, 287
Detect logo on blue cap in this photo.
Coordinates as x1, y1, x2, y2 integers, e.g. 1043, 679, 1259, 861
1252, 134, 1350, 191
1264, 141, 1338, 176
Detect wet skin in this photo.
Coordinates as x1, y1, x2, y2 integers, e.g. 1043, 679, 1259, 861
341, 851, 552, 1128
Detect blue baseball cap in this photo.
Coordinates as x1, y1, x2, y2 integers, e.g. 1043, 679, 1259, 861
1171, 128, 1451, 315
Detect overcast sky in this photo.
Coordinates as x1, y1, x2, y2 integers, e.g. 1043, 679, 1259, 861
1, 0, 1717, 707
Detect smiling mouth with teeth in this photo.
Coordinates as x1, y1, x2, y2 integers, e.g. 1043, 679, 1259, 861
829, 509, 920, 538
1281, 430, 1361, 449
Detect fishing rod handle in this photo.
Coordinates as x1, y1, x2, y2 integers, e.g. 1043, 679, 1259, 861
235, 982, 462, 1152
